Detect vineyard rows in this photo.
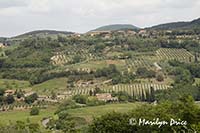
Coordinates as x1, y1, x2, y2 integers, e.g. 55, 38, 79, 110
69, 84, 170, 99
51, 45, 106, 65
125, 58, 153, 71
156, 48, 194, 62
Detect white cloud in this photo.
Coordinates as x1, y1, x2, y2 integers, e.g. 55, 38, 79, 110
28, 0, 50, 13
0, 0, 199, 37
0, 0, 27, 8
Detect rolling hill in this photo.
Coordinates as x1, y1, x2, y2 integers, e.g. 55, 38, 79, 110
91, 24, 139, 32
0, 37, 7, 43
12, 30, 74, 39
149, 18, 200, 30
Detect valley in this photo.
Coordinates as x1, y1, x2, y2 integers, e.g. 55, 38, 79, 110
0, 18, 200, 132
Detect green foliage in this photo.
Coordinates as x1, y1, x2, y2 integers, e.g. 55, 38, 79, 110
89, 112, 131, 133
89, 96, 200, 133
55, 99, 80, 114
25, 93, 38, 104
1, 37, 59, 68
0, 88, 5, 96
112, 91, 131, 102
93, 87, 102, 96
72, 55, 82, 64
30, 107, 39, 116
94, 64, 134, 84
155, 83, 200, 102
136, 67, 156, 78
0, 120, 41, 133
169, 67, 194, 84
169, 60, 200, 78
156, 72, 164, 82
47, 111, 77, 133
93, 24, 138, 31
6, 95, 15, 104
95, 64, 119, 78
73, 94, 88, 104
126, 37, 160, 52
94, 43, 106, 52
16, 89, 24, 99
86, 97, 105, 106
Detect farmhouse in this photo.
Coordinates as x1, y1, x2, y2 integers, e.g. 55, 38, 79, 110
96, 93, 118, 102
37, 95, 49, 100
88, 31, 111, 37
127, 30, 137, 35
57, 94, 67, 100
24, 91, 36, 97
4, 89, 15, 96
0, 43, 5, 48
77, 80, 94, 87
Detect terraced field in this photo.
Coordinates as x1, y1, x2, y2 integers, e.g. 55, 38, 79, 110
70, 83, 170, 99
125, 58, 154, 72
51, 45, 106, 66
156, 48, 194, 62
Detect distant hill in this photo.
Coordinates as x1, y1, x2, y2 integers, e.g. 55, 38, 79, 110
0, 37, 7, 43
149, 18, 200, 30
13, 30, 74, 39
91, 24, 139, 32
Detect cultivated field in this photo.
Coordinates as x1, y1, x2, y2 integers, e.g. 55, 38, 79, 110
70, 83, 170, 99
156, 48, 194, 62
0, 106, 56, 125
125, 58, 154, 71
67, 102, 143, 123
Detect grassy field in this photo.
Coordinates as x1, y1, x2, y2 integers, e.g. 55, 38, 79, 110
67, 102, 143, 123
0, 106, 56, 125
0, 103, 142, 126
0, 79, 30, 90
32, 78, 68, 94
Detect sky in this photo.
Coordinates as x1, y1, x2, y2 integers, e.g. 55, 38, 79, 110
0, 0, 200, 37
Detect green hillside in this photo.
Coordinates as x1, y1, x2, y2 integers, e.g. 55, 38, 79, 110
91, 24, 139, 31
149, 18, 200, 30
0, 37, 7, 43
14, 30, 74, 38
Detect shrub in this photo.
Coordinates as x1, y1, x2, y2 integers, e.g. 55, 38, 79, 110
86, 97, 105, 106
156, 73, 164, 82
73, 95, 87, 104
136, 67, 155, 78
25, 93, 38, 104
30, 107, 39, 116
6, 95, 15, 104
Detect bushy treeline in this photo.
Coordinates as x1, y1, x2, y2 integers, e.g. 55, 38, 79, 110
169, 60, 200, 78
0, 120, 41, 133
89, 96, 200, 133
154, 60, 200, 102
159, 39, 200, 52
0, 38, 60, 68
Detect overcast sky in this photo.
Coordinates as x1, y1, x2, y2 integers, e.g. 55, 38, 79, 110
0, 0, 200, 37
